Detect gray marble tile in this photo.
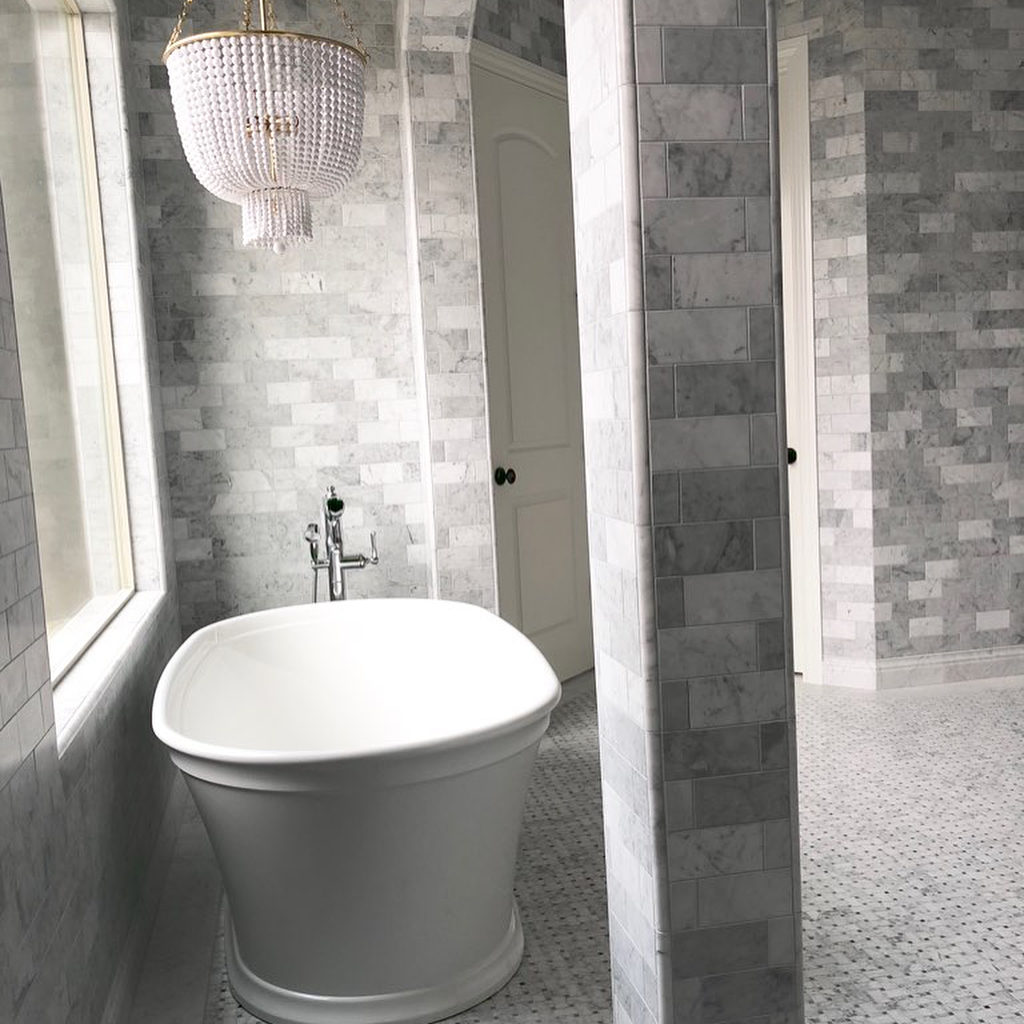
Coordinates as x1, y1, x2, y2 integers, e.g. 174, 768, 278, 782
677, 467, 779, 522
669, 880, 698, 932
698, 868, 794, 927
667, 822, 764, 880
745, 196, 773, 252
749, 413, 779, 466
647, 308, 749, 364
671, 918, 794, 980
742, 84, 769, 140
644, 198, 746, 255
759, 721, 789, 770
655, 522, 754, 576
675, 361, 776, 416
653, 472, 680, 523
754, 517, 782, 569
696, 965, 799, 1021
633, 0, 739, 26
648, 366, 676, 419
688, 671, 788, 728
757, 619, 786, 670
668, 141, 771, 198
651, 415, 750, 471
645, 256, 673, 310
656, 576, 685, 628
664, 725, 761, 782
665, 777, 695, 831
672, 252, 773, 307
693, 770, 791, 827
739, 0, 767, 27
683, 568, 784, 625
662, 28, 767, 85
762, 820, 792, 871
659, 622, 759, 679
747, 306, 775, 358
638, 85, 743, 142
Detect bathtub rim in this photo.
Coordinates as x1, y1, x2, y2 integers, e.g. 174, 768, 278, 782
152, 598, 561, 768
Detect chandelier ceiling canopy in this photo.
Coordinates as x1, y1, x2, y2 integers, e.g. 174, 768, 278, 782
163, 0, 367, 254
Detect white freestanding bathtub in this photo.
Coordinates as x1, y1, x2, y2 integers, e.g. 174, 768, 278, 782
151, 599, 560, 1024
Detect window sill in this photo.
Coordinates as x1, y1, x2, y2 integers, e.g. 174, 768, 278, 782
54, 590, 169, 756
49, 587, 134, 686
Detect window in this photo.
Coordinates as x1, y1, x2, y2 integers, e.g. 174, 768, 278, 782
0, 0, 133, 681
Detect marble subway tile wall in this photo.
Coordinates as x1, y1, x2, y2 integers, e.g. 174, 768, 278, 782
473, 0, 566, 75
779, 0, 1024, 686
777, 0, 878, 686
863, 0, 1024, 672
639, 1, 803, 1020
0, 152, 181, 1024
130, 0, 435, 633
134, 0, 564, 626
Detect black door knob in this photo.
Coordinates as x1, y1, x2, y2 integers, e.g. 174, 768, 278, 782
787, 448, 797, 465
494, 466, 517, 486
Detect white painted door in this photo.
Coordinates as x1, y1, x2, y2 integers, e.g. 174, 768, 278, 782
778, 37, 824, 685
471, 46, 594, 682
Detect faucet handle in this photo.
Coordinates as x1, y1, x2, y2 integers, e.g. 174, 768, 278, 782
304, 522, 320, 562
369, 530, 379, 565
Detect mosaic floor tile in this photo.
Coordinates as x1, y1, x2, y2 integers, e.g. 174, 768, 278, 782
798, 679, 1024, 1024
202, 674, 1024, 1024
203, 683, 613, 1023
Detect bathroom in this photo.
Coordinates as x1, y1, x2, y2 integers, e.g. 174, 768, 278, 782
1, 0, 1023, 1023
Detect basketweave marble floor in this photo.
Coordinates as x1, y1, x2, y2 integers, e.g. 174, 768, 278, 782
130, 672, 1024, 1024
797, 677, 1024, 1024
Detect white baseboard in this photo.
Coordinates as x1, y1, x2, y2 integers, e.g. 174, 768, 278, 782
819, 644, 1024, 691
100, 774, 188, 1024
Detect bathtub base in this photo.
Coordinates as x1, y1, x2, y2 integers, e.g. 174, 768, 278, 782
226, 903, 525, 1024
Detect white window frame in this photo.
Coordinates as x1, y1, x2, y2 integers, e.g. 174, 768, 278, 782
43, 0, 135, 682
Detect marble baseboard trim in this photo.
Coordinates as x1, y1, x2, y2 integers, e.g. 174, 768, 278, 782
820, 646, 1024, 691
99, 774, 188, 1024
821, 656, 878, 690
877, 645, 1024, 691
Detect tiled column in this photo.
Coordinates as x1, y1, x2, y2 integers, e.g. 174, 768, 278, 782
563, 0, 665, 1017
565, 0, 803, 1020
640, 2, 803, 1020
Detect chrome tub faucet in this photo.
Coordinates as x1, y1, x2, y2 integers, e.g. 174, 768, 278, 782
304, 486, 379, 601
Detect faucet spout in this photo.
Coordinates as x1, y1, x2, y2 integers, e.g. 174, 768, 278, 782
304, 487, 379, 601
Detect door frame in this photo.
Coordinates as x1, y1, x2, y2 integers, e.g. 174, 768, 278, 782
778, 36, 825, 685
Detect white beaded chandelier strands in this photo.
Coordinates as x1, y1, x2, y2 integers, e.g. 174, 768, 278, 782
163, 0, 368, 254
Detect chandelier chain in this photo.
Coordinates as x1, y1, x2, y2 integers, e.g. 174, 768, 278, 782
167, 0, 367, 61
167, 0, 195, 50
330, 0, 367, 59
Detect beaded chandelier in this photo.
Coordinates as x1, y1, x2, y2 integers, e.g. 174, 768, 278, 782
163, 0, 367, 254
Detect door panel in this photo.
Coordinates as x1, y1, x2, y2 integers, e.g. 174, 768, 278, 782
471, 51, 594, 681
496, 137, 572, 448
517, 497, 576, 636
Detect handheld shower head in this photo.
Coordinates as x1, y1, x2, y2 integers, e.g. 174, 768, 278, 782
325, 487, 345, 520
